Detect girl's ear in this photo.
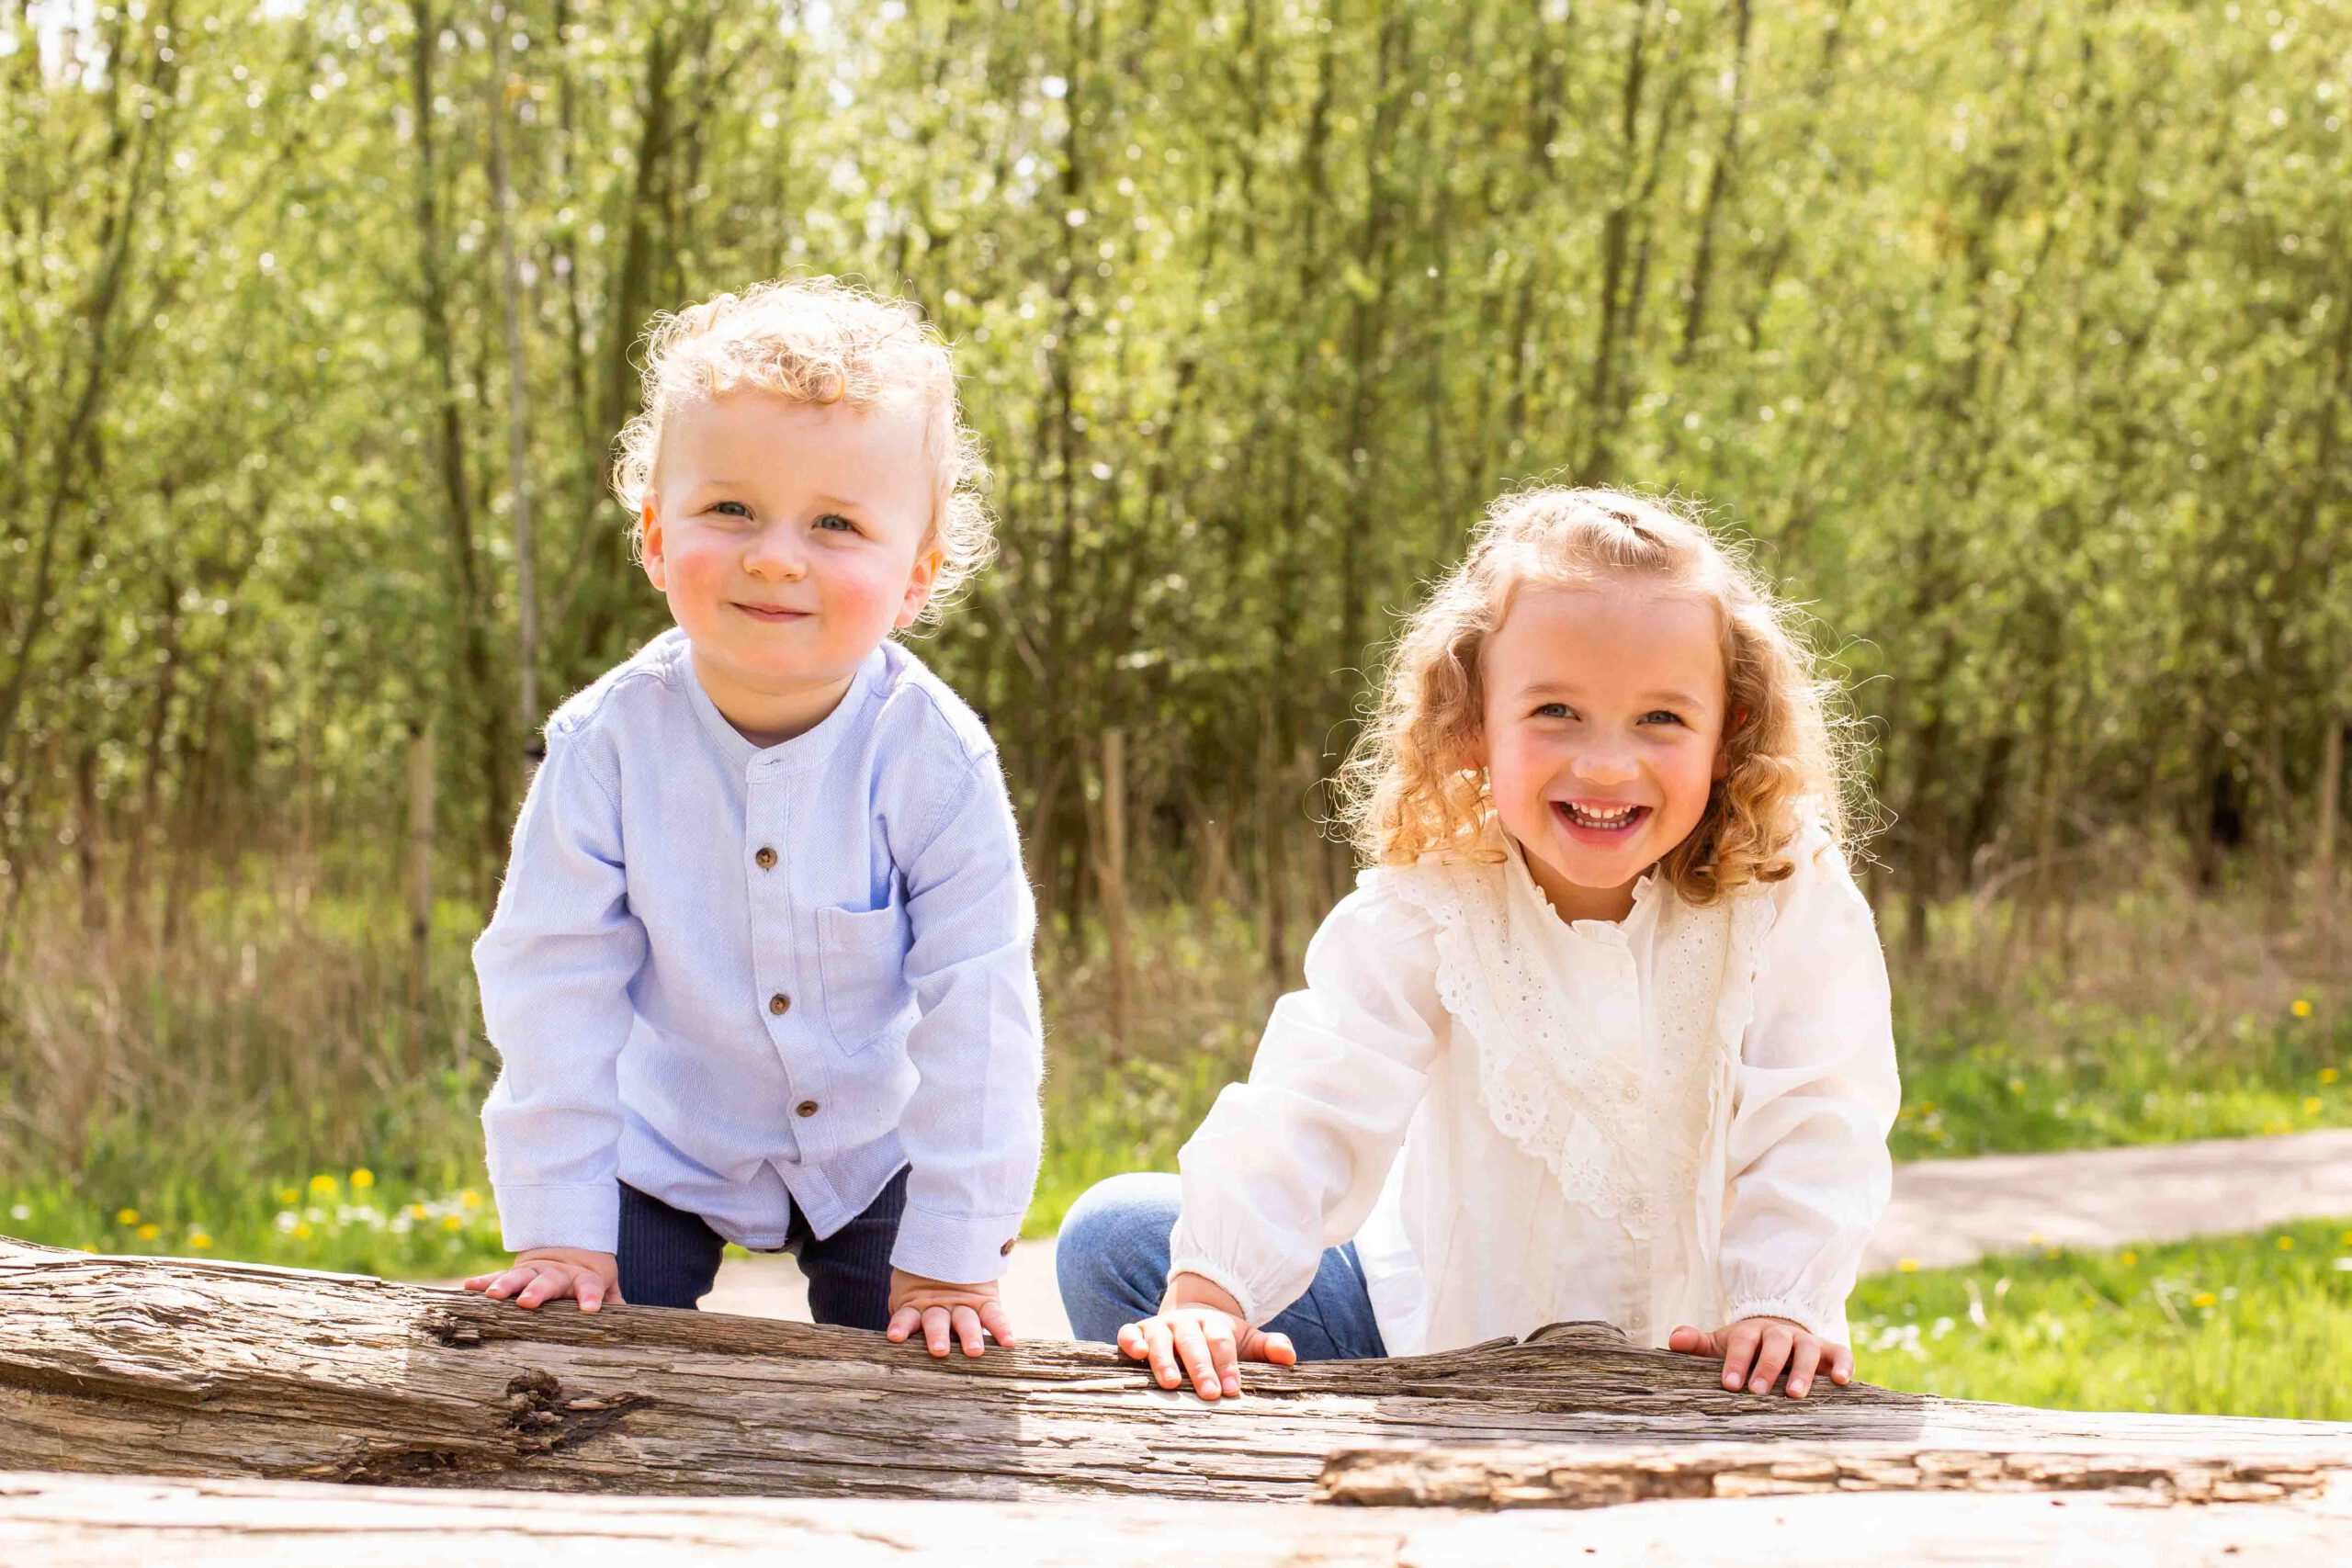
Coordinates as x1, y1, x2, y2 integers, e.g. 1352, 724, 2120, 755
1713, 705, 1749, 781
639, 501, 667, 592
894, 546, 944, 630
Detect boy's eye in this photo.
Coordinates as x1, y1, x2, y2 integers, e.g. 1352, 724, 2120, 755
814, 513, 858, 534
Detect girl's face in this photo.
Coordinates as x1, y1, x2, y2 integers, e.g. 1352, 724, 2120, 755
640, 392, 941, 744
1473, 579, 1731, 923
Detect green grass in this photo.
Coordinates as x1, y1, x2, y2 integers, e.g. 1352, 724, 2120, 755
1850, 1217, 2352, 1421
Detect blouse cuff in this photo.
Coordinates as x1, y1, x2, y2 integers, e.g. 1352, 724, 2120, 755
1724, 1295, 1844, 1343
1164, 1243, 1271, 1327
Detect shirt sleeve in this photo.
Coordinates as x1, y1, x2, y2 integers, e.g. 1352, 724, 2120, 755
884, 750, 1047, 1284
1166, 880, 1445, 1326
1717, 827, 1902, 1344
473, 722, 650, 1255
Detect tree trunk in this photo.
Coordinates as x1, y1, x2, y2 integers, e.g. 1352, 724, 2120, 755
4, 1239, 2346, 1511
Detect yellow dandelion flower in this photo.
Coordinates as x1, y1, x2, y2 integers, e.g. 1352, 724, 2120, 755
115, 1208, 139, 1226
443, 1214, 464, 1232
2192, 1292, 2217, 1308
276, 1187, 300, 1205
404, 1203, 427, 1220
1896, 1258, 1919, 1273
188, 1233, 211, 1250
135, 1223, 159, 1241
2120, 1251, 2137, 1268
2291, 998, 2312, 1019
349, 1168, 375, 1190
2323, 1068, 2341, 1085
459, 1190, 481, 1210
309, 1174, 337, 1196
293, 1222, 312, 1240
2307, 1098, 2324, 1115
2277, 1235, 2296, 1251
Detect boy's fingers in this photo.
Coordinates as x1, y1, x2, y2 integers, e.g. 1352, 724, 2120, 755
1748, 1325, 1796, 1395
576, 1275, 605, 1314
1172, 1318, 1220, 1399
922, 1304, 953, 1358
978, 1299, 1017, 1349
1785, 1339, 1823, 1399
887, 1306, 921, 1344
952, 1304, 986, 1358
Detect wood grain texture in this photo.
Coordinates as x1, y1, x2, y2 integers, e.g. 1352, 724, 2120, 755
4, 1237, 2346, 1510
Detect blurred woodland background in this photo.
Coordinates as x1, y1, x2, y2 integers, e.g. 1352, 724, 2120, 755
2, 0, 2349, 1414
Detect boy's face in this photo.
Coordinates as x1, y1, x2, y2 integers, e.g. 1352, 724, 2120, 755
1472, 581, 1730, 923
640, 392, 941, 740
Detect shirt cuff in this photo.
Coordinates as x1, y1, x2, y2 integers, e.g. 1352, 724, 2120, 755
1724, 1295, 1845, 1343
888, 1201, 1027, 1285
496, 1183, 620, 1255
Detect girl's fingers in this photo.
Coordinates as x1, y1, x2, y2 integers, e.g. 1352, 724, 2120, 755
1748, 1325, 1797, 1395
922, 1304, 953, 1358
1172, 1318, 1220, 1399
1258, 1331, 1297, 1368
1720, 1322, 1761, 1391
951, 1304, 986, 1358
1144, 1318, 1180, 1388
1785, 1339, 1823, 1399
1666, 1325, 1717, 1358
978, 1298, 1017, 1349
1204, 1323, 1242, 1396
1116, 1321, 1148, 1360
1829, 1344, 1855, 1384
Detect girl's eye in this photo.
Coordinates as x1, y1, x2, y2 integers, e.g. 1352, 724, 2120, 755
1532, 702, 1573, 719
1643, 710, 1686, 727
814, 513, 858, 534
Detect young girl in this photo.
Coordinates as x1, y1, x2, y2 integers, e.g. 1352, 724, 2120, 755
1058, 486, 1897, 1401
465, 278, 1044, 1359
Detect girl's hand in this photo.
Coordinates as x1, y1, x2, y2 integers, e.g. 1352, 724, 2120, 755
1115, 1271, 1296, 1402
463, 1247, 623, 1313
1668, 1315, 1852, 1399
888, 1269, 1017, 1358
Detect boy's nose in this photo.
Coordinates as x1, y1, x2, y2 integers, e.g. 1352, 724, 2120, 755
741, 535, 806, 580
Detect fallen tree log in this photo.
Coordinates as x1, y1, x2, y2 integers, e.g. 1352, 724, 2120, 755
3, 1237, 2346, 1510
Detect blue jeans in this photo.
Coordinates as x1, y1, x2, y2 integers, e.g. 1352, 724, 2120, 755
617, 1166, 907, 1327
1056, 1171, 1388, 1359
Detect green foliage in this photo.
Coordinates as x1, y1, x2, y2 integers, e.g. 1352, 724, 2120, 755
1853, 1218, 2352, 1421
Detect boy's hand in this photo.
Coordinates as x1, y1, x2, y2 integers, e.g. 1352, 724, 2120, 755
462, 1247, 622, 1313
1115, 1271, 1295, 1402
1668, 1315, 1852, 1399
888, 1269, 1016, 1358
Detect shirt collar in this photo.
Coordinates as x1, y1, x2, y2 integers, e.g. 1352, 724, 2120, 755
680, 638, 887, 777
1497, 829, 1665, 948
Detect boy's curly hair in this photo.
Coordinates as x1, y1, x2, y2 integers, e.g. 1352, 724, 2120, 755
610, 276, 993, 621
1336, 486, 1867, 902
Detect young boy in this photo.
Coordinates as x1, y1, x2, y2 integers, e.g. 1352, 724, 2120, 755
465, 278, 1042, 1358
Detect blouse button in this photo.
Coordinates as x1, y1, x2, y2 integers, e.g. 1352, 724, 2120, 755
769, 993, 791, 1016
755, 846, 777, 870
796, 1100, 820, 1118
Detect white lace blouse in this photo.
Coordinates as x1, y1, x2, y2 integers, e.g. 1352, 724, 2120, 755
1165, 818, 1899, 1356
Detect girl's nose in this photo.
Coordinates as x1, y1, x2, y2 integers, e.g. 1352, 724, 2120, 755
1572, 750, 1639, 787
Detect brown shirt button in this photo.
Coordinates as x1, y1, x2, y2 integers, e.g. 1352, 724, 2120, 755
796, 1100, 820, 1118
754, 846, 777, 870
768, 993, 790, 1016
1000, 1237, 1016, 1257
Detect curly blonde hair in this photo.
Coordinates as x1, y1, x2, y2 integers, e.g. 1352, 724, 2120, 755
610, 276, 993, 621
1337, 486, 1864, 902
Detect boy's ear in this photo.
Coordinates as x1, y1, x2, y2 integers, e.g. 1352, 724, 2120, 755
894, 546, 944, 629
639, 502, 666, 591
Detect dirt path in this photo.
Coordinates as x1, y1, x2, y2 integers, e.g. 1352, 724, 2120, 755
691, 1128, 2352, 1338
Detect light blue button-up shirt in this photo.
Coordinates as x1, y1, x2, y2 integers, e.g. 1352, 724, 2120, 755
474, 627, 1044, 1285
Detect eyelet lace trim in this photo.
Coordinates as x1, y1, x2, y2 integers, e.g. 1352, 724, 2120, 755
1385, 854, 1776, 1245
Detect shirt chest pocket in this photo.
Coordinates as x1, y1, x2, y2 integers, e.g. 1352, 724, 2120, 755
815, 897, 917, 1053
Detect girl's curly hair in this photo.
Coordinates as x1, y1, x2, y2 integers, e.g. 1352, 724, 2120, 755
609, 276, 993, 622
1336, 486, 1867, 902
